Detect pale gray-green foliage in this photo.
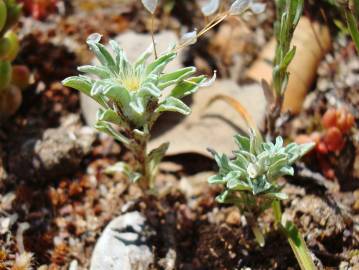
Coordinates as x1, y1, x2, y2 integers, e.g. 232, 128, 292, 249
63, 33, 207, 133
209, 132, 314, 214
62, 33, 209, 185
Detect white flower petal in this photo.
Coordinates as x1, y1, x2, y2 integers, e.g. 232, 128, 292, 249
180, 30, 198, 46
141, 0, 158, 14
229, 0, 251, 15
250, 2, 266, 14
201, 0, 220, 16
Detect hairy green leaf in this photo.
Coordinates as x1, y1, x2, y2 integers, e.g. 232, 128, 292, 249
155, 96, 191, 115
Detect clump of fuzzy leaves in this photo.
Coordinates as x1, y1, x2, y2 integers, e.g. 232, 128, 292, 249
63, 33, 211, 188
209, 132, 314, 214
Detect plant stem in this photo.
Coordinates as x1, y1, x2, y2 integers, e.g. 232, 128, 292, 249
281, 222, 316, 270
150, 15, 158, 59
272, 201, 316, 270
174, 12, 228, 52
133, 138, 150, 190
272, 200, 282, 223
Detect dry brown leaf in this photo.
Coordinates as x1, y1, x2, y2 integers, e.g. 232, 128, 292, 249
149, 80, 266, 157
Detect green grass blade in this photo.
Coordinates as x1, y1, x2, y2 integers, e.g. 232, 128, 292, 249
346, 10, 359, 53
284, 221, 316, 270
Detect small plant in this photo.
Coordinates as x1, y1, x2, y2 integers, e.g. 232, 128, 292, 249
0, 0, 30, 119
322, 107, 355, 135
296, 107, 355, 179
63, 33, 213, 190
63, 0, 262, 190
265, 0, 304, 137
209, 132, 316, 269
208, 0, 317, 268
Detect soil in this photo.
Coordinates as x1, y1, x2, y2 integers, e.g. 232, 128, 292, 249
1, 1, 359, 270
137, 180, 359, 269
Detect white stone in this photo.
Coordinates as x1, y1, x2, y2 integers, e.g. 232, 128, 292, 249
90, 211, 154, 270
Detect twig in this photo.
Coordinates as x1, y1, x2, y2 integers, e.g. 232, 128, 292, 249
151, 15, 158, 59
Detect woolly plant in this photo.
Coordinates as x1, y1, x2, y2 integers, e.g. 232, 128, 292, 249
209, 131, 316, 269
63, 33, 213, 190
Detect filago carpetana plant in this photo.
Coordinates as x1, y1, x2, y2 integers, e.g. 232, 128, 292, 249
62, 33, 213, 190
209, 131, 316, 269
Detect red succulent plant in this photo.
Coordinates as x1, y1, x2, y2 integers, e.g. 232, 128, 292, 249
295, 107, 355, 179
18, 0, 58, 20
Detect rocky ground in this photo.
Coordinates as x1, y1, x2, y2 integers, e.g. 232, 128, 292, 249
0, 0, 359, 269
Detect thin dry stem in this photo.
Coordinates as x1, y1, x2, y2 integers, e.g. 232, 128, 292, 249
174, 12, 229, 53
151, 15, 158, 59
